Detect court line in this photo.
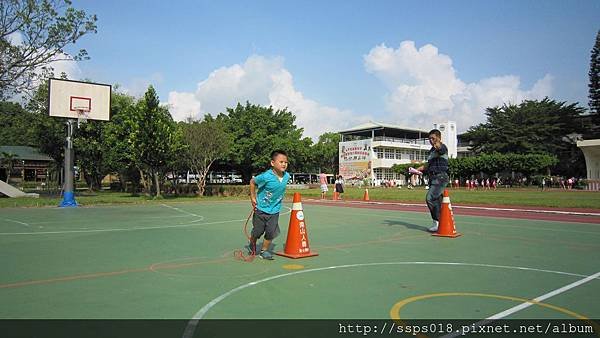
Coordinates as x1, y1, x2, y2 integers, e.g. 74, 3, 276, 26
309, 199, 600, 217
0, 257, 231, 289
0, 218, 206, 236
161, 204, 203, 218
488, 272, 600, 319
2, 218, 31, 228
0, 207, 291, 236
440, 272, 600, 338
22, 215, 192, 225
182, 261, 600, 338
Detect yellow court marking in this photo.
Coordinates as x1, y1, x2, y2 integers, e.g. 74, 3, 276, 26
390, 292, 589, 320
282, 264, 305, 270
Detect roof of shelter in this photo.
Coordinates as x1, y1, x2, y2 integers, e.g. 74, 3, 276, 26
0, 146, 54, 161
338, 121, 429, 134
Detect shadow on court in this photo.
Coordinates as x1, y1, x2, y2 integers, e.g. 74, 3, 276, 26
383, 219, 430, 232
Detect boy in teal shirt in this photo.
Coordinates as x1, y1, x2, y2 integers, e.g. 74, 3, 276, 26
247, 150, 290, 260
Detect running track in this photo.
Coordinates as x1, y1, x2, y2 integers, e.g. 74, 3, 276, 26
304, 199, 600, 224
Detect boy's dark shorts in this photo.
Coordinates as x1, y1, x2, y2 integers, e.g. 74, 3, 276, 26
251, 209, 280, 240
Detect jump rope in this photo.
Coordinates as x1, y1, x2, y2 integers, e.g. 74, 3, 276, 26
233, 209, 256, 262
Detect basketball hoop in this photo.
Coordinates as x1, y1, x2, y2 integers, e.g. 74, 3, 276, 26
75, 107, 91, 127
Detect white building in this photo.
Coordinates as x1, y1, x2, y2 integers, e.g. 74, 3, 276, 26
338, 121, 458, 184
577, 139, 600, 191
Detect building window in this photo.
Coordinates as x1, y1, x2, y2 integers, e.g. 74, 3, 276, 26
384, 148, 394, 159
374, 168, 383, 180
384, 168, 395, 180
375, 148, 383, 159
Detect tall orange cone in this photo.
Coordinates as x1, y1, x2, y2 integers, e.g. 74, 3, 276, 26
333, 191, 340, 200
276, 193, 318, 259
432, 189, 461, 238
363, 188, 370, 201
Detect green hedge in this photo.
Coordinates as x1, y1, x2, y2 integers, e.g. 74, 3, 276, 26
392, 153, 558, 178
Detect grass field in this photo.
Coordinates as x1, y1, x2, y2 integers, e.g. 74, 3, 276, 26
1, 186, 599, 209
292, 186, 600, 209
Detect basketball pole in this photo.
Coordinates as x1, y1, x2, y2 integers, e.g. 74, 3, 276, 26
59, 119, 78, 207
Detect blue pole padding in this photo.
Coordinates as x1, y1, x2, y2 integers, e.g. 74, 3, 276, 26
59, 191, 78, 207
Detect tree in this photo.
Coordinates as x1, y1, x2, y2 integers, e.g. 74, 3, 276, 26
25, 78, 64, 165
129, 86, 182, 198
391, 153, 558, 181
219, 102, 306, 183
180, 115, 232, 195
312, 132, 340, 174
590, 30, 600, 120
461, 98, 587, 177
102, 90, 140, 193
0, 0, 97, 99
73, 117, 108, 191
0, 100, 36, 145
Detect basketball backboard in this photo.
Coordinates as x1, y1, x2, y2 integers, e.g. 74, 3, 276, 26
48, 78, 111, 121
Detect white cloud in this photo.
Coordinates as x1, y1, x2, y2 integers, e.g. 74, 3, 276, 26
167, 91, 201, 121
121, 73, 164, 98
364, 41, 553, 132
7, 32, 23, 45
168, 55, 368, 139
49, 58, 82, 80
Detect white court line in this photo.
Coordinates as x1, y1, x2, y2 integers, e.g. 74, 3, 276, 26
181, 261, 600, 338
161, 204, 203, 218
23, 214, 192, 225
0, 219, 213, 236
490, 271, 600, 319
0, 206, 291, 236
440, 271, 600, 338
309, 199, 600, 217
2, 218, 30, 227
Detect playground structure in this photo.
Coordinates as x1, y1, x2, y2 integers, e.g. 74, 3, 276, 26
0, 179, 39, 198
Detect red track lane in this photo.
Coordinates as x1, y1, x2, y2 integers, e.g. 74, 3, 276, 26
303, 199, 600, 224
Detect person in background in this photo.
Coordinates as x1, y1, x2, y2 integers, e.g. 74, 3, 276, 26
319, 171, 328, 199
334, 175, 345, 199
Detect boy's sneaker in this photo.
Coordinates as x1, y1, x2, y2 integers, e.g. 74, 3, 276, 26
245, 242, 256, 255
428, 220, 439, 233
259, 250, 274, 260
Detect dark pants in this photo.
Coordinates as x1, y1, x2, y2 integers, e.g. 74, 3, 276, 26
251, 210, 280, 240
426, 173, 449, 222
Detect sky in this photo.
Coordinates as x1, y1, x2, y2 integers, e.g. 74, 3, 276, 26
45, 0, 600, 139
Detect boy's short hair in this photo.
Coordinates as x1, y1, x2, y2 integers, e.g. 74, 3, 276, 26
429, 129, 441, 138
271, 150, 287, 159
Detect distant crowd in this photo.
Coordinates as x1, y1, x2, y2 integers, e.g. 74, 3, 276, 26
309, 175, 584, 191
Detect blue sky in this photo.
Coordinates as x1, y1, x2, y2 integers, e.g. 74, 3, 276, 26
55, 0, 600, 138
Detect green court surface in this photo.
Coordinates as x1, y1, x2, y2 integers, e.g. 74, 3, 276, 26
1, 200, 599, 337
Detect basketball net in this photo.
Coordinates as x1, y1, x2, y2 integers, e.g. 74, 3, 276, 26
75, 108, 91, 127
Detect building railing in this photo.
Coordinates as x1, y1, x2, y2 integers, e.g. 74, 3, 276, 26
372, 136, 430, 145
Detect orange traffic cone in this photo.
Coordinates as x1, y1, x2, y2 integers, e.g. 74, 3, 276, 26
276, 193, 318, 259
363, 188, 370, 201
432, 189, 461, 238
333, 191, 339, 200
